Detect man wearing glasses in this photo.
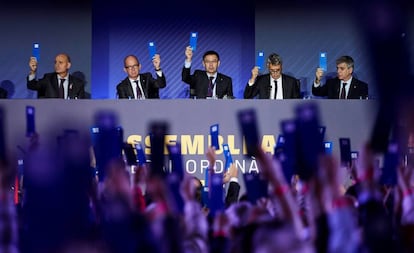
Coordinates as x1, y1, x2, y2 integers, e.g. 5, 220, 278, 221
182, 47, 234, 99
244, 53, 300, 99
116, 54, 166, 99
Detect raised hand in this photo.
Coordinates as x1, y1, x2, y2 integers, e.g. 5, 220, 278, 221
29, 57, 38, 75
185, 46, 193, 63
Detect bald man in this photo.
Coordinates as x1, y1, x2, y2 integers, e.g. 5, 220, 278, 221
27, 53, 86, 99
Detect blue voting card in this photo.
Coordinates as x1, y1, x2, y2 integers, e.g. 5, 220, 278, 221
237, 108, 260, 157
280, 119, 297, 182
210, 124, 219, 150
204, 166, 209, 200
32, 43, 40, 61
26, 106, 35, 137
222, 143, 233, 171
148, 41, 157, 60
324, 141, 333, 154
167, 143, 185, 214
135, 143, 147, 166
339, 138, 352, 166
294, 102, 324, 181
256, 51, 265, 71
243, 172, 268, 205
90, 125, 124, 181
189, 32, 198, 51
167, 143, 184, 181
319, 52, 327, 71
149, 121, 168, 178
381, 142, 399, 186
209, 172, 224, 217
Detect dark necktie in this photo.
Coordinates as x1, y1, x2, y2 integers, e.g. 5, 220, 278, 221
59, 78, 65, 99
134, 80, 142, 99
207, 76, 214, 97
274, 80, 278, 99
340, 83, 347, 99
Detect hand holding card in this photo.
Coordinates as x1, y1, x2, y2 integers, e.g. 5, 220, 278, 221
189, 32, 198, 51
222, 143, 233, 172
256, 51, 265, 71
148, 42, 157, 60
319, 52, 327, 71
32, 43, 40, 62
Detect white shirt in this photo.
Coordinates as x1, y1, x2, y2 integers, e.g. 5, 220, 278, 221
58, 75, 69, 99
270, 76, 283, 99
339, 77, 353, 99
130, 77, 145, 99
207, 73, 218, 98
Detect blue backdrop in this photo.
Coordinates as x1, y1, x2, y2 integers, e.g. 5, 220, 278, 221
0, 1, 412, 99
91, 0, 255, 99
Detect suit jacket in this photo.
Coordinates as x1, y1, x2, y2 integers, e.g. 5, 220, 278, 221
116, 72, 166, 99
182, 68, 233, 99
243, 73, 300, 99
0, 87, 7, 99
27, 72, 86, 99
312, 77, 368, 99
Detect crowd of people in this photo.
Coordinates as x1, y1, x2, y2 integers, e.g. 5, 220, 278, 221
1, 105, 414, 253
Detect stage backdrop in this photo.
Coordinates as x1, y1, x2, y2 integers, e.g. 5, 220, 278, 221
91, 0, 255, 99
0, 99, 377, 194
1, 1, 412, 99
0, 1, 92, 98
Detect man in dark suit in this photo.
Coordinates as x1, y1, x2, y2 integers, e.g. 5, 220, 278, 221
182, 47, 233, 99
116, 54, 166, 99
27, 54, 86, 99
244, 53, 300, 99
312, 55, 368, 99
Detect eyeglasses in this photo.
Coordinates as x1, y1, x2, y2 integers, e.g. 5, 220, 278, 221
125, 64, 139, 70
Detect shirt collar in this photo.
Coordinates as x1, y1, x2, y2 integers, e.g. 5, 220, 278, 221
341, 77, 353, 85
207, 73, 217, 80
129, 76, 140, 83
59, 74, 69, 80
271, 75, 282, 83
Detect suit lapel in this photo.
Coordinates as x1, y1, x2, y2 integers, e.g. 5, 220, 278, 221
281, 75, 287, 98
140, 75, 148, 98
347, 79, 358, 99
126, 79, 135, 98
335, 79, 341, 98
52, 73, 60, 96
265, 75, 271, 98
215, 74, 221, 97
203, 72, 210, 97
68, 76, 73, 97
